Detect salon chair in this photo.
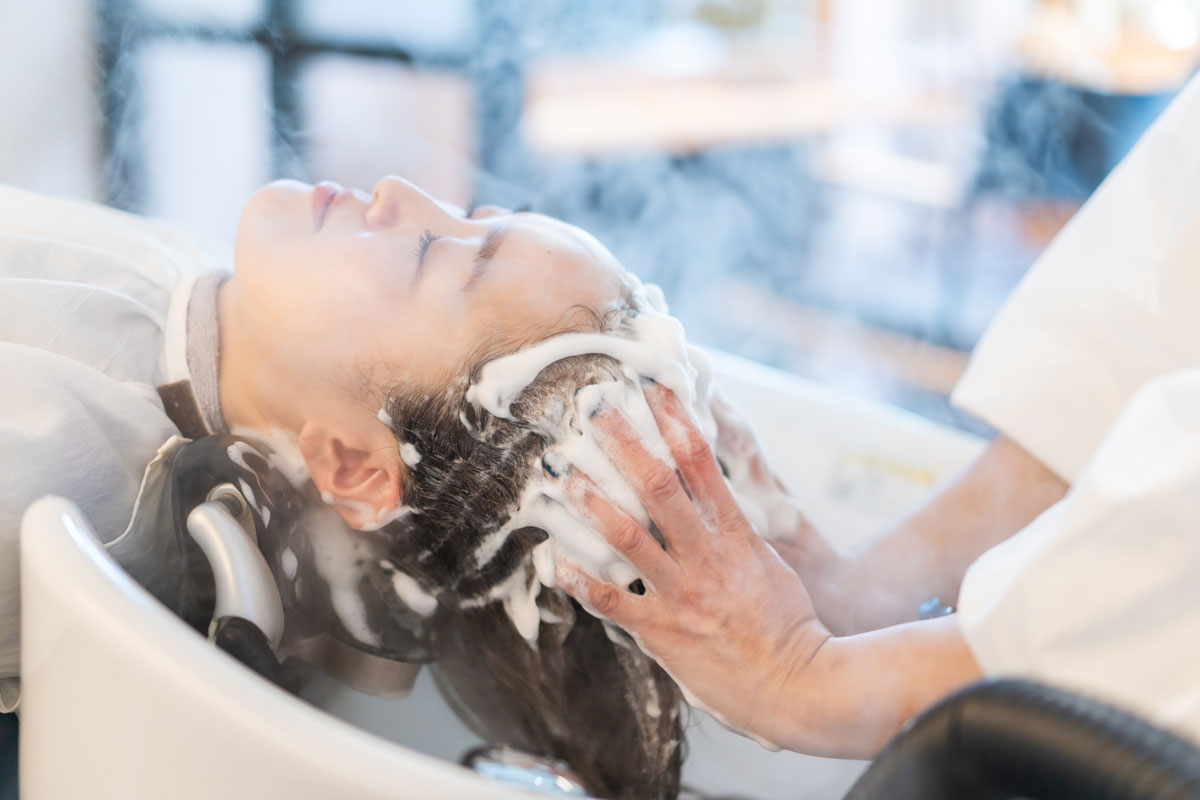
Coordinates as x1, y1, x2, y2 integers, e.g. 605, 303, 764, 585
0, 711, 15, 800
846, 679, 1200, 800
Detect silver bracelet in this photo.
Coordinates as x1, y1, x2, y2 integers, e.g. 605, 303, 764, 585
918, 596, 956, 620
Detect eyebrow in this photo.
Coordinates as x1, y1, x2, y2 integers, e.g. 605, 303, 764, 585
464, 224, 508, 292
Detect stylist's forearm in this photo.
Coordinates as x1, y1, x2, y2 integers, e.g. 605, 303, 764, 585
809, 436, 1067, 635
767, 616, 982, 759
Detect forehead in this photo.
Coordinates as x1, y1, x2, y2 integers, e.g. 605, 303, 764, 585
461, 215, 628, 337
507, 214, 624, 280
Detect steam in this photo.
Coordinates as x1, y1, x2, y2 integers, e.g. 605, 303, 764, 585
19, 1, 1179, 429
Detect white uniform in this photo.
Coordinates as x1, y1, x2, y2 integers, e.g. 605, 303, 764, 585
954, 73, 1200, 739
0, 186, 210, 711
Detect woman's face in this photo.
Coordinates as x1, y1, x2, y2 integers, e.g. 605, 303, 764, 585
230, 176, 632, 401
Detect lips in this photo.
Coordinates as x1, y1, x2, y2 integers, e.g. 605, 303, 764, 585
312, 181, 344, 231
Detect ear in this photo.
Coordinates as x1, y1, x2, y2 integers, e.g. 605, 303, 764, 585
298, 416, 404, 530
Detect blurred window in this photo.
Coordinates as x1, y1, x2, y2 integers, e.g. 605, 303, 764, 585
295, 0, 474, 54
135, 0, 263, 29
138, 40, 271, 249
300, 55, 474, 205
98, 0, 477, 249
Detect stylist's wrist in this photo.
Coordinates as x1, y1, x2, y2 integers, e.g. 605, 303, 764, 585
748, 616, 835, 749
764, 631, 881, 758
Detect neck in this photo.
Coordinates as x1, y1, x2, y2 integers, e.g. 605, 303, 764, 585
218, 278, 286, 432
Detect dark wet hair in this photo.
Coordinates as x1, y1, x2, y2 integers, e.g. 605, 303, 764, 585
377, 301, 685, 800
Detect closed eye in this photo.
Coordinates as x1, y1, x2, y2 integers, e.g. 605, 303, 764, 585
414, 229, 438, 279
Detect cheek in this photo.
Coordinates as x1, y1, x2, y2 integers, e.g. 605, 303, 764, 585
325, 247, 440, 349
235, 239, 357, 346
234, 207, 302, 292
356, 240, 424, 295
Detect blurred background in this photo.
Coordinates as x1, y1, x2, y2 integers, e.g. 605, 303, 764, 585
2, 0, 1198, 432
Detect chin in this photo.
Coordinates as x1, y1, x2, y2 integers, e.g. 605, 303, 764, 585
263, 177, 313, 192
246, 179, 313, 214
237, 182, 307, 241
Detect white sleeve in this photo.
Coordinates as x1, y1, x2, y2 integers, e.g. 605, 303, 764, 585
0, 343, 176, 709
0, 182, 211, 283
951, 73, 1200, 483
958, 368, 1200, 740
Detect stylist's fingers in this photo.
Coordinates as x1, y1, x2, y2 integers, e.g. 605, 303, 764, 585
561, 469, 678, 592
556, 558, 651, 628
645, 384, 748, 532
591, 408, 707, 553
712, 389, 786, 492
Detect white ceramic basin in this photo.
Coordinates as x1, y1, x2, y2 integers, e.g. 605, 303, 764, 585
19, 351, 984, 799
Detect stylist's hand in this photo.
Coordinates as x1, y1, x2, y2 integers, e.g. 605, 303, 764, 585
708, 389, 847, 600
553, 384, 833, 746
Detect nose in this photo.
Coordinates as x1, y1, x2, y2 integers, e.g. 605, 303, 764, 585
366, 176, 461, 230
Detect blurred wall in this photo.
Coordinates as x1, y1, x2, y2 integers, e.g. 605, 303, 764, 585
0, 0, 102, 200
